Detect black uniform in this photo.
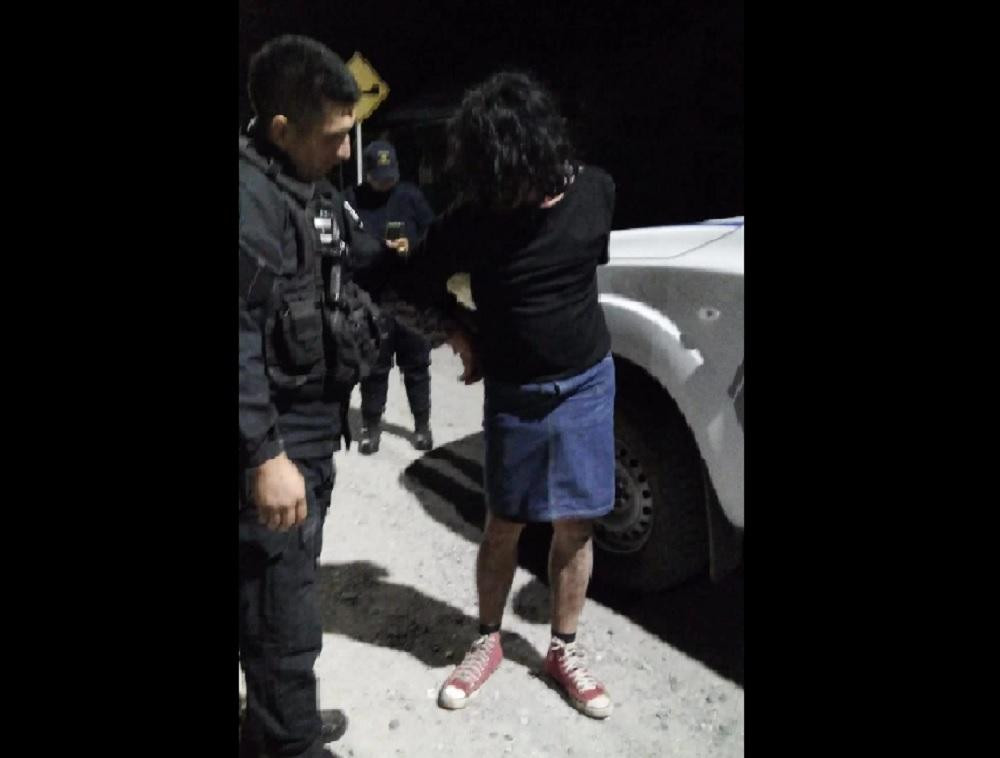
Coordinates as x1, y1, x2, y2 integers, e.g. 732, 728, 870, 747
238, 130, 380, 758
345, 181, 435, 428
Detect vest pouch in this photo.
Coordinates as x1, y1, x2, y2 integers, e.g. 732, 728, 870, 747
324, 280, 383, 387
281, 298, 323, 369
266, 290, 325, 390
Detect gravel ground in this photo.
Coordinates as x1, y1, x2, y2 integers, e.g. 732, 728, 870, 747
241, 346, 744, 757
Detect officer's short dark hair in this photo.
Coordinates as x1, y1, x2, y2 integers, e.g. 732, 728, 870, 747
248, 35, 360, 128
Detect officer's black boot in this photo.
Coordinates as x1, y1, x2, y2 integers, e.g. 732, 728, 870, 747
320, 709, 348, 743
359, 416, 382, 455
239, 711, 346, 757
413, 411, 433, 452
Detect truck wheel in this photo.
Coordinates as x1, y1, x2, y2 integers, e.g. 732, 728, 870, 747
593, 363, 709, 593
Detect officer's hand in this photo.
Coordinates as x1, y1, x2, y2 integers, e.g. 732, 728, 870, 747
252, 452, 308, 532
386, 237, 410, 256
447, 328, 482, 385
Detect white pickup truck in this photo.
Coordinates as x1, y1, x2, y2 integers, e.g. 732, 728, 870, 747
595, 217, 744, 592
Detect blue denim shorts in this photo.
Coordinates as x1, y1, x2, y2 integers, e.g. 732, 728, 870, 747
483, 354, 615, 522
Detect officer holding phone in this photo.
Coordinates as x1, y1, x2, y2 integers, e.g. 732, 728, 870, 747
345, 140, 436, 453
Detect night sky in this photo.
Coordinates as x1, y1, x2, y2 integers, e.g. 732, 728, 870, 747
238, 1, 743, 229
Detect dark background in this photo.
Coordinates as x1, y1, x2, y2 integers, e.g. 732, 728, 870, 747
41, 4, 900, 751
44, 5, 892, 752
238, 0, 743, 228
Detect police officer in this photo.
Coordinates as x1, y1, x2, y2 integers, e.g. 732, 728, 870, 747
346, 140, 436, 454
238, 35, 381, 758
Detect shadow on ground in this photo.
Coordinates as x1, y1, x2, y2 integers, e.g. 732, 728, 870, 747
317, 559, 544, 673
398, 431, 744, 686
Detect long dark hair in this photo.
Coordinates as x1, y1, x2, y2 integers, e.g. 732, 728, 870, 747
446, 71, 573, 211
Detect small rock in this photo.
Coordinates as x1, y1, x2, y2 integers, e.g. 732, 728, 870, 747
718, 724, 732, 737
389, 719, 400, 730
489, 732, 498, 739
504, 734, 514, 742
668, 676, 680, 692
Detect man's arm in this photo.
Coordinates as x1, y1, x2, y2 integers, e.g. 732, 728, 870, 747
238, 283, 282, 467
239, 174, 307, 530
392, 203, 472, 305
239, 287, 307, 531
238, 175, 286, 467
385, 204, 480, 354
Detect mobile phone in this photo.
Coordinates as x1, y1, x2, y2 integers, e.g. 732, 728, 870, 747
385, 221, 404, 241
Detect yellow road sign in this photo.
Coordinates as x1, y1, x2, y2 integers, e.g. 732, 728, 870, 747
346, 52, 389, 122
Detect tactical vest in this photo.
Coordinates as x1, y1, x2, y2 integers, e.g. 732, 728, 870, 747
239, 137, 383, 398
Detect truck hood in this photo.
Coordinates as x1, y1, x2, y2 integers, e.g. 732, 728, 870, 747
608, 219, 744, 275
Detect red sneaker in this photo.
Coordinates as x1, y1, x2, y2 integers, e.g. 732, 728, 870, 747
438, 632, 504, 709
544, 638, 613, 719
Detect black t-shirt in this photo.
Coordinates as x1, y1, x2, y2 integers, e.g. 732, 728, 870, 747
399, 164, 615, 384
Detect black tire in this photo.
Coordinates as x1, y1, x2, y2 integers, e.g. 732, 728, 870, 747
592, 360, 709, 593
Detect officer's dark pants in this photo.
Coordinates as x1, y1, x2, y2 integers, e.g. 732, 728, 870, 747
239, 456, 334, 758
360, 314, 431, 425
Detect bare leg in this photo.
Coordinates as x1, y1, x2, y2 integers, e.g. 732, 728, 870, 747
438, 512, 523, 709
477, 512, 525, 626
549, 518, 595, 634
544, 519, 612, 719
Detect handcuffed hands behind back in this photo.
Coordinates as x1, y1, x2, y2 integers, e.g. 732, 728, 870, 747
447, 328, 482, 384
